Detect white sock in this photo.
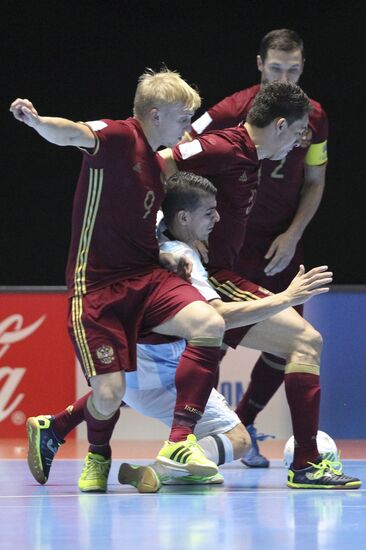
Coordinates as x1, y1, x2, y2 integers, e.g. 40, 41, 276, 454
198, 434, 234, 465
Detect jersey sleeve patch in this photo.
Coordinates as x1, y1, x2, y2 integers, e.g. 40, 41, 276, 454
191, 111, 213, 135
304, 140, 328, 166
178, 139, 203, 160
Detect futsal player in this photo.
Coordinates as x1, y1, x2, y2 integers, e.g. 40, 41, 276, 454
158, 80, 360, 489
190, 29, 328, 467
10, 68, 227, 493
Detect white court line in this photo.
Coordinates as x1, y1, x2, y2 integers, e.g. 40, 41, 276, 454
0, 488, 365, 499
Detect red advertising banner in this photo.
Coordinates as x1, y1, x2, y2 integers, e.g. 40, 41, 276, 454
0, 291, 76, 437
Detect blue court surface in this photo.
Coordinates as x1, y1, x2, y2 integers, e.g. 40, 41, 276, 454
0, 458, 365, 550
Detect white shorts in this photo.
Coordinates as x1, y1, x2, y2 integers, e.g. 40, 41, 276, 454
123, 386, 240, 440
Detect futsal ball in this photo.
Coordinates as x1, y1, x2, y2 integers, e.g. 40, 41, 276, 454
283, 430, 338, 468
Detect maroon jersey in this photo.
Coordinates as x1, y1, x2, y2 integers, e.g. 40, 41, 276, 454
192, 84, 328, 234
172, 125, 260, 272
192, 84, 328, 292
66, 118, 165, 296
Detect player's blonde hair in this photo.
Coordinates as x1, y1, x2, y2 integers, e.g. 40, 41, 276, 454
133, 67, 201, 119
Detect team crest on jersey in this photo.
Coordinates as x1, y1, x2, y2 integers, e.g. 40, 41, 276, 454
96, 345, 115, 365
300, 128, 313, 148
133, 163, 142, 173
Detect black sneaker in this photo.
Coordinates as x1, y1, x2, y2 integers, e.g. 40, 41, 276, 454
288, 458, 361, 489
26, 415, 64, 484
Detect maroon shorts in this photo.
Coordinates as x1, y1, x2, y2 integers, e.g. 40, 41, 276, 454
68, 268, 205, 380
208, 268, 270, 349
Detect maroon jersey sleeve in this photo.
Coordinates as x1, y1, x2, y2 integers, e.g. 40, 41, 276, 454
308, 100, 328, 143
172, 133, 239, 175
303, 101, 328, 166
191, 85, 259, 135
82, 119, 134, 163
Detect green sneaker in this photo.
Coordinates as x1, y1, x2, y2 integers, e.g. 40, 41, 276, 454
26, 415, 64, 484
162, 472, 224, 485
78, 452, 111, 492
288, 458, 362, 489
156, 434, 218, 477
118, 463, 161, 493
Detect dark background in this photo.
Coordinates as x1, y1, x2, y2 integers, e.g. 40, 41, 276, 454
2, 0, 366, 285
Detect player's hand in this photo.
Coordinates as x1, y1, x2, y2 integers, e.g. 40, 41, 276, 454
284, 264, 333, 306
264, 232, 298, 276
9, 98, 40, 128
159, 252, 192, 282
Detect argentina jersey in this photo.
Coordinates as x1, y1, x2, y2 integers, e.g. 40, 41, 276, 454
125, 340, 186, 390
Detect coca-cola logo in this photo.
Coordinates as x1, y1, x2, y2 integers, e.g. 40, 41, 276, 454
0, 314, 46, 423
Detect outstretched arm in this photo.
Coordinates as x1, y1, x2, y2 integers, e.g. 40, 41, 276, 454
10, 98, 95, 148
212, 264, 332, 330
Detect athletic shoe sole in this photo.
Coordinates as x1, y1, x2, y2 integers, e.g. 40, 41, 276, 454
156, 456, 218, 478
241, 458, 270, 469
118, 464, 161, 493
26, 417, 47, 484
288, 480, 362, 489
162, 473, 224, 485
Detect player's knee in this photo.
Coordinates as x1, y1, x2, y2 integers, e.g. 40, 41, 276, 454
91, 374, 125, 416
310, 327, 323, 354
93, 390, 123, 417
301, 323, 323, 356
225, 423, 251, 459
190, 307, 225, 339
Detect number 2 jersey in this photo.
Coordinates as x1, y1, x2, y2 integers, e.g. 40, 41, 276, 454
66, 118, 165, 296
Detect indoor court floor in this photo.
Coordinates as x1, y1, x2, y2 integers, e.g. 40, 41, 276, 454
0, 439, 365, 550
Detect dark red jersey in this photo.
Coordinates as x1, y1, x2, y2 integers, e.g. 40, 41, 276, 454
192, 84, 328, 236
66, 118, 165, 296
172, 125, 260, 272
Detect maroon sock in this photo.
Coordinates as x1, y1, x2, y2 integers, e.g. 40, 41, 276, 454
169, 344, 221, 442
235, 353, 285, 426
84, 398, 120, 459
285, 371, 320, 469
52, 391, 92, 441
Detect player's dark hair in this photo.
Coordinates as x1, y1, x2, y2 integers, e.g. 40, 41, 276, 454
247, 80, 311, 128
259, 29, 305, 61
162, 172, 217, 226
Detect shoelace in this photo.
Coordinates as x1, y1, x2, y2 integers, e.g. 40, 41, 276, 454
307, 458, 342, 479
324, 451, 343, 473
83, 457, 109, 479
253, 430, 275, 442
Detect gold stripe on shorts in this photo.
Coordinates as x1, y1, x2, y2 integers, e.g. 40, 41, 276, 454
72, 168, 104, 378
209, 276, 261, 302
